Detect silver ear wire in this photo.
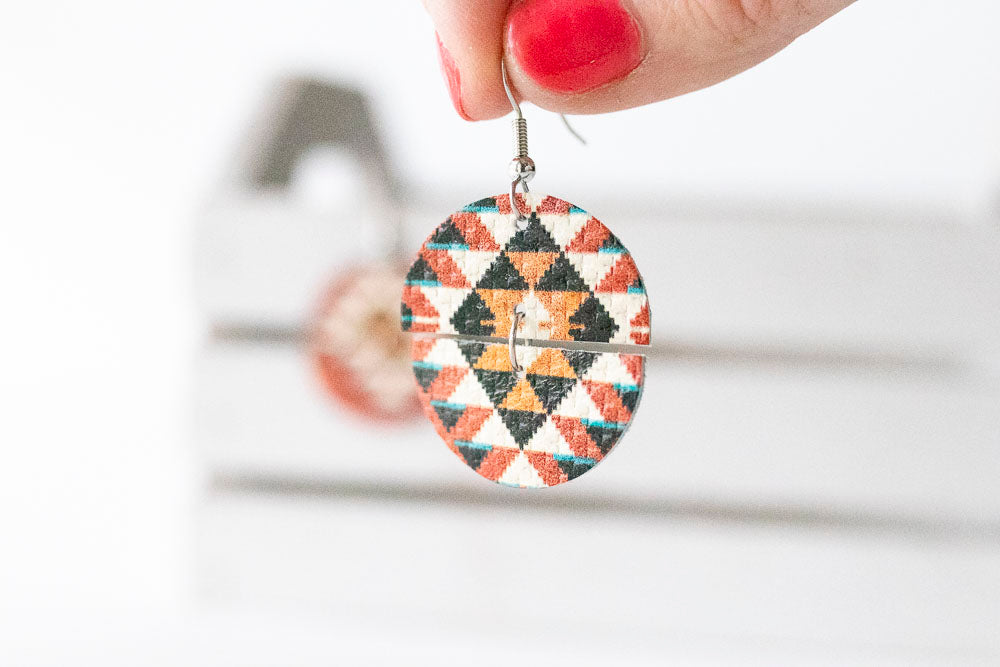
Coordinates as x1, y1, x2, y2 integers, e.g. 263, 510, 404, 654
501, 62, 587, 230
502, 62, 534, 229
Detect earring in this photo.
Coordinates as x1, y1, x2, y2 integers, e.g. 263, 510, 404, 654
401, 63, 651, 489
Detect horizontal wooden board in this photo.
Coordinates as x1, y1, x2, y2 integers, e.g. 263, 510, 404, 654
195, 197, 1000, 357
196, 343, 1000, 523
198, 493, 1000, 660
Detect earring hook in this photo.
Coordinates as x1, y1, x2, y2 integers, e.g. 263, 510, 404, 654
501, 61, 586, 144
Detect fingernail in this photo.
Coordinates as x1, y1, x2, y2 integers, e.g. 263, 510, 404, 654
507, 0, 642, 94
435, 33, 472, 121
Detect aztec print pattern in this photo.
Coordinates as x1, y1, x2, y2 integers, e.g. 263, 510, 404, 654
411, 337, 644, 489
401, 193, 650, 345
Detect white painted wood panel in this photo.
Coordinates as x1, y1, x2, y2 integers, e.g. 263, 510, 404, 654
196, 343, 1000, 522
196, 198, 1000, 356
198, 493, 1000, 661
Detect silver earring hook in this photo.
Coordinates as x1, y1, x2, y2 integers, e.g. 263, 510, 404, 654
501, 62, 587, 229
501, 61, 587, 144
502, 62, 535, 229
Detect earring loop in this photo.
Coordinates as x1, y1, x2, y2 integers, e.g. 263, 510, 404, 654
508, 303, 526, 374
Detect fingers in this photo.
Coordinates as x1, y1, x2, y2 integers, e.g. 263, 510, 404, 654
427, 0, 856, 120
423, 0, 513, 121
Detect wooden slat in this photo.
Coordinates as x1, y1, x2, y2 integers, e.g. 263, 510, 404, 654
197, 343, 1000, 522
195, 199, 1000, 356
199, 493, 1000, 659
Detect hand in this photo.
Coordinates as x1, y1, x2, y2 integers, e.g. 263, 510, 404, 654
425, 0, 855, 120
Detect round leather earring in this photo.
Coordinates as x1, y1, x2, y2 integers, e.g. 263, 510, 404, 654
400, 64, 651, 488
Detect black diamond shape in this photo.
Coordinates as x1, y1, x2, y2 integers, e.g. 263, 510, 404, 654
505, 213, 559, 252
569, 295, 619, 343
535, 252, 589, 292
496, 409, 548, 448
451, 291, 496, 336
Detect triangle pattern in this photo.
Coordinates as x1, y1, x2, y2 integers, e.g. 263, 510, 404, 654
596, 254, 640, 293
505, 213, 560, 252
429, 219, 469, 247
555, 456, 596, 481
535, 253, 590, 292
432, 403, 465, 432
526, 375, 577, 413
450, 291, 496, 336
564, 251, 618, 292
450, 211, 501, 250
498, 378, 546, 413
525, 348, 577, 379
412, 365, 440, 393
497, 408, 548, 448
569, 295, 618, 342
552, 381, 603, 421
447, 368, 493, 407
405, 255, 438, 284
506, 251, 558, 288
498, 452, 546, 487
456, 340, 487, 367
524, 415, 572, 455
584, 423, 622, 456
473, 368, 519, 407
457, 443, 490, 470
472, 412, 521, 451
565, 217, 611, 252
562, 349, 597, 380
449, 249, 500, 285
476, 253, 529, 290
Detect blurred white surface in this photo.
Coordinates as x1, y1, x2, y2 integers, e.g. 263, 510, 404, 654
2, 0, 1000, 663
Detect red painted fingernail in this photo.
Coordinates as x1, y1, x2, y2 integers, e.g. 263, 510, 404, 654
507, 0, 642, 94
435, 33, 471, 121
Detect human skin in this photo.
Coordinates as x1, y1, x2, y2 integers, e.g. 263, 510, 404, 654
426, 0, 856, 120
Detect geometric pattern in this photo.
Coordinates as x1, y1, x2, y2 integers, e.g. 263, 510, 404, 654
311, 264, 421, 422
411, 336, 645, 488
401, 193, 650, 345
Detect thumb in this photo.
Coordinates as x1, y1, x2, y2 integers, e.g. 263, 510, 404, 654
477, 0, 855, 119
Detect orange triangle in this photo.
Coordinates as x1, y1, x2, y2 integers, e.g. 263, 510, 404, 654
477, 289, 527, 337
506, 251, 558, 288
473, 344, 514, 372
525, 348, 577, 378
534, 291, 589, 341
499, 378, 546, 413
